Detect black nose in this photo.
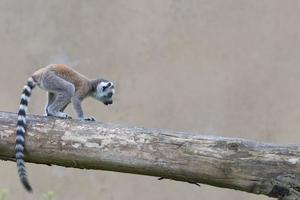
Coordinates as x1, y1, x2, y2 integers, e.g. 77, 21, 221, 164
104, 100, 113, 105
107, 92, 113, 98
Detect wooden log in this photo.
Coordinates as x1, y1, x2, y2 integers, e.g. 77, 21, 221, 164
0, 111, 299, 199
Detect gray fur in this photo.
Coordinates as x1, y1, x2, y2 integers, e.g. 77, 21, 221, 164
45, 92, 55, 112
41, 71, 114, 120
42, 71, 74, 118
71, 96, 84, 118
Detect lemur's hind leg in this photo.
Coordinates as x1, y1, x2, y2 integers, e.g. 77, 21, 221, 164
46, 88, 74, 118
45, 92, 55, 116
45, 92, 70, 115
42, 71, 75, 118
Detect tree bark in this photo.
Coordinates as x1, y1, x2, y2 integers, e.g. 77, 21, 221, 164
0, 111, 299, 199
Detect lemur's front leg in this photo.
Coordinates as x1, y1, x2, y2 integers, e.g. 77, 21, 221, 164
71, 96, 96, 121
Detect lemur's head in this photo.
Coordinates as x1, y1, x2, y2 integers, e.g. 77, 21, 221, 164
93, 79, 115, 105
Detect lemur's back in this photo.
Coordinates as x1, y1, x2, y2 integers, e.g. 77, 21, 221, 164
32, 64, 89, 89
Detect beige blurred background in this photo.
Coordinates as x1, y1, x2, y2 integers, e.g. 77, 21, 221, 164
0, 0, 299, 199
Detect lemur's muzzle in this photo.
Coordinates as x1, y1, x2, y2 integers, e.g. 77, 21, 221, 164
104, 100, 113, 105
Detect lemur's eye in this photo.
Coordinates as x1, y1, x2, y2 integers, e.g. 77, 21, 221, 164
102, 85, 108, 91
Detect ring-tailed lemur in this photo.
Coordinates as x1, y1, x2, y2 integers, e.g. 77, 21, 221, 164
16, 64, 115, 192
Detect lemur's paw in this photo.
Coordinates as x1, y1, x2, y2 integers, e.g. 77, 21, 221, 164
57, 112, 72, 119
84, 117, 96, 121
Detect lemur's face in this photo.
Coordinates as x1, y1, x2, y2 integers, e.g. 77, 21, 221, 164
96, 81, 115, 105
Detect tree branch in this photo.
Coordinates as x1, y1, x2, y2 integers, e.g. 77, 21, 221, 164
0, 111, 299, 199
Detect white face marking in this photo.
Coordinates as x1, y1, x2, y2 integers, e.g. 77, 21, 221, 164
98, 82, 112, 91
95, 81, 115, 104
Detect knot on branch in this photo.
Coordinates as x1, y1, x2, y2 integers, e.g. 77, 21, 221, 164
267, 174, 300, 200
268, 185, 290, 199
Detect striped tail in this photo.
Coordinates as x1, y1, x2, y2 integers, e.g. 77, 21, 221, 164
16, 77, 36, 192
